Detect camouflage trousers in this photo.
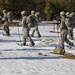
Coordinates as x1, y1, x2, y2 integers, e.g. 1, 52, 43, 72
31, 25, 41, 37
68, 27, 73, 40
2, 22, 10, 36
60, 29, 73, 49
22, 27, 34, 45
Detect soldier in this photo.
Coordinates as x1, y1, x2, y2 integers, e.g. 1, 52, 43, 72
2, 9, 10, 36
19, 11, 35, 46
27, 10, 41, 38
65, 12, 73, 40
59, 11, 73, 49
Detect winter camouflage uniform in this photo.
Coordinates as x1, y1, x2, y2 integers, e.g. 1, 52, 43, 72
65, 12, 73, 40
27, 10, 41, 37
2, 10, 10, 36
20, 11, 35, 46
59, 11, 73, 49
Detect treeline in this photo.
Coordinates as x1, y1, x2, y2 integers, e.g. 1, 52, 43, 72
44, 0, 75, 20
0, 0, 75, 20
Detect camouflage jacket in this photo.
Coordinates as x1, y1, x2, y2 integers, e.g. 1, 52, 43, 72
20, 16, 28, 28
60, 17, 68, 31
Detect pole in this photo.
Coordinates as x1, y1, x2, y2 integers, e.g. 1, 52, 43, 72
16, 23, 22, 46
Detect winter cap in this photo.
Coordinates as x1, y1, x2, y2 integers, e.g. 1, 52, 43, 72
66, 12, 69, 16
3, 9, 7, 13
21, 11, 26, 15
31, 10, 35, 14
60, 11, 65, 16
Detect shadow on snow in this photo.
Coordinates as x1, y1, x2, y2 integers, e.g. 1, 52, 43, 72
0, 56, 59, 60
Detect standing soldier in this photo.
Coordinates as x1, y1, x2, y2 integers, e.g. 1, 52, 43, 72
19, 11, 35, 46
27, 10, 41, 38
65, 12, 73, 40
2, 9, 10, 36
59, 11, 73, 49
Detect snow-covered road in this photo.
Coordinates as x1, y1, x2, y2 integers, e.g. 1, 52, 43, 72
0, 21, 75, 75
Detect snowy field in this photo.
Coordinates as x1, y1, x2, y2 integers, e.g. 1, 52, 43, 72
0, 21, 75, 75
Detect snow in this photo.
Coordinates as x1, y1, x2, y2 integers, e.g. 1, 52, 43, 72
0, 21, 75, 75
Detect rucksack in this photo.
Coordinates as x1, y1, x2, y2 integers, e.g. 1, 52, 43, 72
7, 12, 13, 23
53, 14, 61, 22
27, 15, 37, 28
35, 12, 41, 22
68, 12, 75, 28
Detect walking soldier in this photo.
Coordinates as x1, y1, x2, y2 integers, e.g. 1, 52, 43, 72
2, 9, 10, 36
59, 11, 73, 49
19, 11, 35, 46
27, 10, 41, 37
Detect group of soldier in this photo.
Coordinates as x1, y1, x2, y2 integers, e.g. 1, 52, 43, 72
0, 9, 75, 48
0, 9, 41, 46
59, 11, 74, 50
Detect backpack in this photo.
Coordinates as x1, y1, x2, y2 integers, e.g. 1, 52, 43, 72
27, 15, 37, 28
7, 12, 13, 23
35, 12, 41, 22
68, 12, 75, 28
53, 14, 61, 22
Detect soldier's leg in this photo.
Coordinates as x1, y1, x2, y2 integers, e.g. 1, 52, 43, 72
34, 25, 41, 37
64, 33, 73, 46
22, 28, 27, 46
31, 27, 35, 37
22, 34, 26, 46
28, 36, 35, 46
3, 22, 10, 36
6, 26, 10, 36
60, 32, 65, 49
2, 25, 6, 34
23, 38, 26, 45
23, 28, 35, 46
68, 29, 73, 40
3, 25, 10, 36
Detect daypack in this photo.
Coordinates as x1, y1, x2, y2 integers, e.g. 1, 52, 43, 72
7, 12, 13, 23
53, 14, 61, 22
27, 15, 37, 28
68, 12, 75, 28
35, 12, 41, 22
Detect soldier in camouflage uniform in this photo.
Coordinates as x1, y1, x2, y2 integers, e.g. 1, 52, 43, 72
19, 11, 35, 46
65, 12, 73, 40
2, 9, 10, 36
59, 11, 73, 49
27, 10, 41, 38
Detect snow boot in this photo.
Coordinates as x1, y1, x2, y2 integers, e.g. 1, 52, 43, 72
30, 42, 35, 46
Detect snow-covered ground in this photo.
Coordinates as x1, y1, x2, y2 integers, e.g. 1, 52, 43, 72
0, 21, 75, 75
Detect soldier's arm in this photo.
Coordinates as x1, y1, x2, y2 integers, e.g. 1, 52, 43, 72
60, 19, 65, 30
